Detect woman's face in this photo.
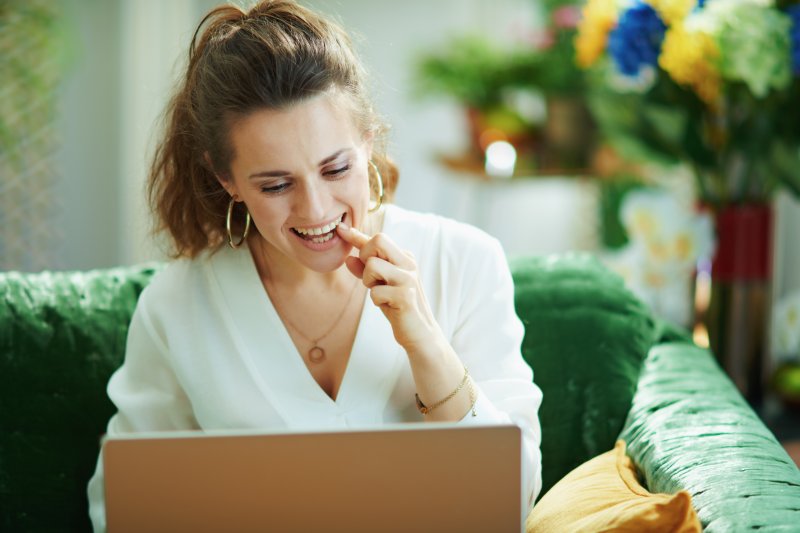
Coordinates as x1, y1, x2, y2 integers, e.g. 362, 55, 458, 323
222, 94, 373, 273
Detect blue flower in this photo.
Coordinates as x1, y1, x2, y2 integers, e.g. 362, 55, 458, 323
788, 4, 800, 75
607, 0, 667, 77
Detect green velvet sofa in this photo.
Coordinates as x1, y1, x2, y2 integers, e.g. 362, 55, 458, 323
2, 254, 799, 532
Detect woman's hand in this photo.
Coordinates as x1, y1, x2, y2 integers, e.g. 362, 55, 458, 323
336, 222, 444, 359
337, 221, 476, 421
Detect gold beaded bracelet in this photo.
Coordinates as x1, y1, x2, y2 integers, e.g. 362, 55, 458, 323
415, 366, 471, 415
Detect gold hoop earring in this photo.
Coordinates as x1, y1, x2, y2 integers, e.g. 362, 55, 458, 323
368, 160, 384, 213
226, 198, 251, 249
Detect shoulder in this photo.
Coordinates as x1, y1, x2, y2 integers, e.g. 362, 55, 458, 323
136, 248, 227, 314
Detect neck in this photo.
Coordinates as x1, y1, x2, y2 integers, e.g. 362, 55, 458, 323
247, 237, 344, 290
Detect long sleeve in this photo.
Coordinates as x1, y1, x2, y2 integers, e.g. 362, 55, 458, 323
449, 235, 543, 512
86, 291, 199, 532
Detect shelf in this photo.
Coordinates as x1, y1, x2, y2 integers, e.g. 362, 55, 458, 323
436, 152, 592, 181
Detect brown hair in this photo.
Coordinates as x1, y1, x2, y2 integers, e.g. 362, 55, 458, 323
148, 0, 398, 258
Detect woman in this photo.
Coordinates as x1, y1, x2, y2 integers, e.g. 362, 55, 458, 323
88, 1, 542, 529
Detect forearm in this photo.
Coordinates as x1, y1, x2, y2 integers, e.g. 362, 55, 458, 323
406, 336, 475, 422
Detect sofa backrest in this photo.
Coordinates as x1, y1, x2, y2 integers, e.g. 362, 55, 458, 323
511, 254, 657, 496
0, 255, 657, 530
0, 265, 161, 532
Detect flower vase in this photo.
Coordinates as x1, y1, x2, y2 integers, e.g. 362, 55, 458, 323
542, 96, 595, 172
705, 203, 773, 405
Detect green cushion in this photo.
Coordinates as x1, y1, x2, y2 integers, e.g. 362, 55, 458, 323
510, 253, 657, 498
0, 265, 161, 532
621, 343, 800, 532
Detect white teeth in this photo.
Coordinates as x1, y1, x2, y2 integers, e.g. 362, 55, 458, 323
294, 214, 344, 236
310, 232, 335, 244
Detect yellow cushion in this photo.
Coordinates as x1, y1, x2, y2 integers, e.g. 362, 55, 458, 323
526, 440, 701, 533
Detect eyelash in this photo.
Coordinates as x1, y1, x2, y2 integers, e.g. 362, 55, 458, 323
261, 183, 290, 194
259, 165, 351, 194
325, 164, 350, 177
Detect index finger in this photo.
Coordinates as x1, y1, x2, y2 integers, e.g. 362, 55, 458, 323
336, 222, 370, 249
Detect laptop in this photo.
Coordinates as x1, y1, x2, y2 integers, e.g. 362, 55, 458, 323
103, 423, 523, 532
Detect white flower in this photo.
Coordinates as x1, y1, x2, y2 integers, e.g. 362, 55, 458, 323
607, 64, 657, 93
603, 188, 717, 326
620, 189, 716, 269
772, 291, 800, 357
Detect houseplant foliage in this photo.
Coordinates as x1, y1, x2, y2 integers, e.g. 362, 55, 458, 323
414, 35, 545, 141
0, 2, 71, 169
575, 0, 800, 206
413, 3, 597, 173
0, 2, 73, 271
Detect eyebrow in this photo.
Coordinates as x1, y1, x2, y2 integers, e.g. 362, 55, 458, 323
248, 148, 351, 179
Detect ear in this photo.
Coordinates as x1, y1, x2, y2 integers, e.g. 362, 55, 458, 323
218, 176, 239, 200
205, 151, 239, 199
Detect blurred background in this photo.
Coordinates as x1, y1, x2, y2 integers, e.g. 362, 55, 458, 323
2, 1, 800, 416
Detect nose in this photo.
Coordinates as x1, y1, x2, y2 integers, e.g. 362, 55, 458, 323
294, 179, 328, 221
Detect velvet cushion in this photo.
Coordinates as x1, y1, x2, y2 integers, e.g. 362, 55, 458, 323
0, 265, 161, 532
510, 254, 657, 498
526, 440, 701, 532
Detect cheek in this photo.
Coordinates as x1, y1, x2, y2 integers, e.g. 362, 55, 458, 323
246, 202, 284, 237
333, 170, 369, 208
352, 166, 371, 204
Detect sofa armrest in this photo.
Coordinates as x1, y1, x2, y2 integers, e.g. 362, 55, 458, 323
620, 342, 800, 531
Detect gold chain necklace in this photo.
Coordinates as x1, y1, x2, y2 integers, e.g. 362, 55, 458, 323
265, 275, 361, 364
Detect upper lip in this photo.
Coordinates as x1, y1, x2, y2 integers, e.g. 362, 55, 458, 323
292, 213, 345, 235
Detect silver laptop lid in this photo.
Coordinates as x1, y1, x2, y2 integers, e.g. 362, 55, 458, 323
103, 423, 522, 533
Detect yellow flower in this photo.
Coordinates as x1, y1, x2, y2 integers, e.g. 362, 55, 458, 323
659, 23, 721, 105
645, 0, 694, 25
673, 231, 694, 262
576, 0, 618, 68
646, 240, 670, 262
644, 270, 668, 288
629, 209, 658, 239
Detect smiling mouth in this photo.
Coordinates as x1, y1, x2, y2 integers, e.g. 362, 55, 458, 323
291, 213, 345, 243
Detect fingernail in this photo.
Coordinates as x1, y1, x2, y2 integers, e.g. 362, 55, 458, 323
338, 221, 350, 232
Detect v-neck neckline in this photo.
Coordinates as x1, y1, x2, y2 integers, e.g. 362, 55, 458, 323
241, 245, 368, 407
207, 206, 404, 428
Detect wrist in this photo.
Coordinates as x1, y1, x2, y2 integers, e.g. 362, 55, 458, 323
403, 332, 450, 363
415, 366, 477, 417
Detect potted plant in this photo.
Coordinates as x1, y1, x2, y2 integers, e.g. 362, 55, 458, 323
532, 1, 598, 170
414, 3, 598, 176
414, 35, 546, 173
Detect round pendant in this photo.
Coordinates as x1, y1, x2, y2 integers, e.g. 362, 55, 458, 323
308, 346, 326, 363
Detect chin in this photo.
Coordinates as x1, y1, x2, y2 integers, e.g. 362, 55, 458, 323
301, 247, 351, 273
286, 230, 353, 271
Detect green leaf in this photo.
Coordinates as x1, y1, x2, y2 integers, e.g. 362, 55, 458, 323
641, 104, 685, 150
587, 88, 680, 166
768, 141, 800, 199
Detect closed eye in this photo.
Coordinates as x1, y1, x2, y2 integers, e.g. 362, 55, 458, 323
324, 165, 350, 177
261, 182, 290, 194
